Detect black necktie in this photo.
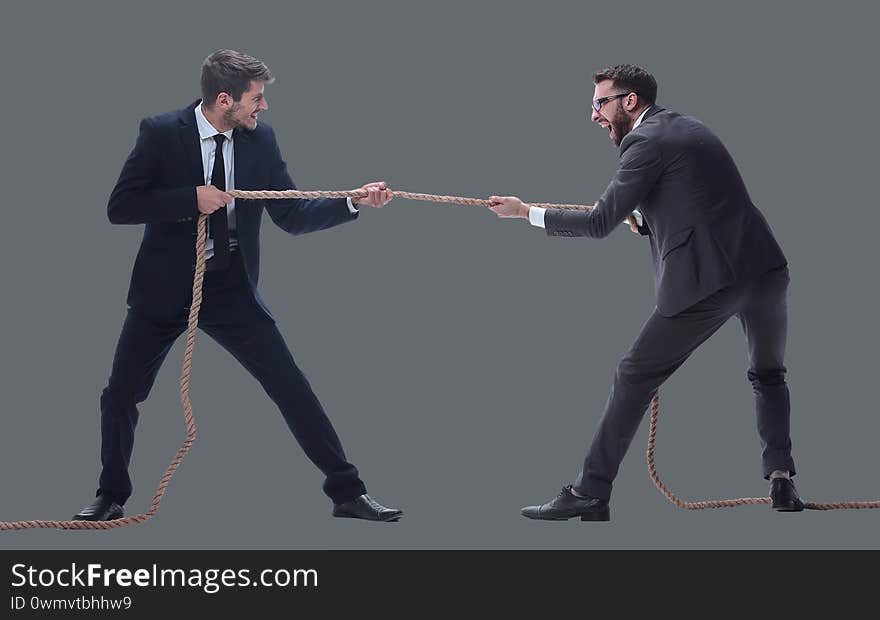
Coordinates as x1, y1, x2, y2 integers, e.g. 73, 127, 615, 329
209, 134, 230, 270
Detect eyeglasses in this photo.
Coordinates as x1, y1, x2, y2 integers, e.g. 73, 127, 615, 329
591, 93, 630, 112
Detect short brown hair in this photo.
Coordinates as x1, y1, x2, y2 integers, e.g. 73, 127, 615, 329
200, 49, 274, 107
592, 64, 657, 106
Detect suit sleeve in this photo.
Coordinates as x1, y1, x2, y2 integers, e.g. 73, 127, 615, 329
107, 118, 199, 224
264, 128, 358, 236
545, 133, 663, 239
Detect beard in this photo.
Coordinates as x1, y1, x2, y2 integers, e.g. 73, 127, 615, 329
609, 106, 632, 147
222, 103, 239, 128
223, 102, 255, 130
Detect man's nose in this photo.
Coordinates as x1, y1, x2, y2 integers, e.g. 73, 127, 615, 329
590, 108, 601, 122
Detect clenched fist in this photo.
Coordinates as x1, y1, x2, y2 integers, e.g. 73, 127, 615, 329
197, 185, 233, 215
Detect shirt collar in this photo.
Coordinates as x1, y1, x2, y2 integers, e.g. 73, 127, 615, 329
195, 102, 234, 141
632, 105, 654, 130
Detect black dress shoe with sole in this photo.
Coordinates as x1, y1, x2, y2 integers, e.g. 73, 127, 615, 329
521, 485, 610, 522
770, 478, 805, 512
332, 494, 403, 522
72, 494, 125, 521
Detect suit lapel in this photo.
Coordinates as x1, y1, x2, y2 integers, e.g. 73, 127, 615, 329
178, 101, 206, 185
233, 126, 255, 190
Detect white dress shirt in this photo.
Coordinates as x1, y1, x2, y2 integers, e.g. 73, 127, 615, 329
194, 103, 358, 259
194, 103, 234, 259
528, 105, 654, 229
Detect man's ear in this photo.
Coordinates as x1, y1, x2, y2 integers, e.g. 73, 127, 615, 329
624, 92, 639, 113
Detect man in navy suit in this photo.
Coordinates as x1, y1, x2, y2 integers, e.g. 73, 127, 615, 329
488, 64, 803, 521
74, 49, 402, 522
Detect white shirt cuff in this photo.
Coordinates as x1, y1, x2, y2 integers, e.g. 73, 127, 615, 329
347, 197, 359, 214
529, 206, 546, 228
631, 209, 643, 227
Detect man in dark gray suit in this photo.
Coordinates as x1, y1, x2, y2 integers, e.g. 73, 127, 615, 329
488, 64, 803, 521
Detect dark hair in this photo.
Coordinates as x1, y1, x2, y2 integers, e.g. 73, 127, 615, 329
200, 49, 274, 107
592, 64, 657, 106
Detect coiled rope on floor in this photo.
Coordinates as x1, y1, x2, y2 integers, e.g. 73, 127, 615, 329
646, 393, 880, 510
1, 188, 877, 530
0, 214, 208, 530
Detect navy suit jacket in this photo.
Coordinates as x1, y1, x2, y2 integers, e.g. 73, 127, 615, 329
108, 100, 358, 321
545, 107, 787, 316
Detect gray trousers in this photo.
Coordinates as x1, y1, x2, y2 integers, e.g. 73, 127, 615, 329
575, 265, 795, 500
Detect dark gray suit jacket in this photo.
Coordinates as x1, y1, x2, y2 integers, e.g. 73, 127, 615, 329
545, 107, 787, 316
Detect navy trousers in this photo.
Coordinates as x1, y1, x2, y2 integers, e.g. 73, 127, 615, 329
575, 265, 795, 500
97, 251, 366, 505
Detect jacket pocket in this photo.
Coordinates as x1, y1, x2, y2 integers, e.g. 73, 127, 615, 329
661, 226, 694, 259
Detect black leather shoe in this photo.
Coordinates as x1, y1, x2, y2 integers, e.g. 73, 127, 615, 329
72, 494, 124, 521
770, 478, 805, 512
521, 485, 610, 522
332, 494, 403, 522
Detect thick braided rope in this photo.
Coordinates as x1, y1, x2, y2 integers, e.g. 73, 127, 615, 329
228, 188, 594, 210
223, 190, 880, 512
1, 189, 876, 530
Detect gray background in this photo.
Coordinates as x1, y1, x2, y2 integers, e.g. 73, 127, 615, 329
1, 0, 877, 550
